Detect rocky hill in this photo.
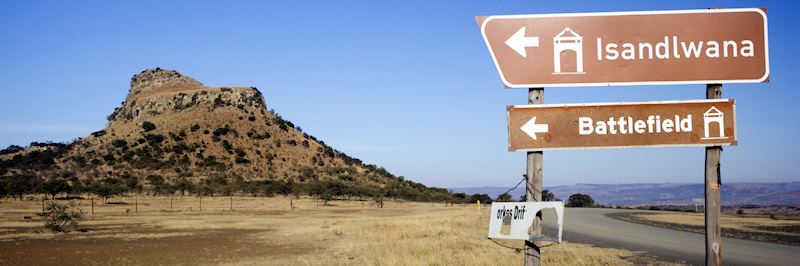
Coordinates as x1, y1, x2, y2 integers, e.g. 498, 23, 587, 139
0, 68, 451, 201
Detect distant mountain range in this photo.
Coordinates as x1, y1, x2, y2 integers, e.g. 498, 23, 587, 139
450, 182, 800, 206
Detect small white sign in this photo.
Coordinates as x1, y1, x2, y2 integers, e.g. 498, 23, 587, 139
488, 201, 564, 243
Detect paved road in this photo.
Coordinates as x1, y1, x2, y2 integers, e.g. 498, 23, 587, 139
543, 208, 800, 265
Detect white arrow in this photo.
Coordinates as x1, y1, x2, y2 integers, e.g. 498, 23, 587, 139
505, 26, 539, 58
521, 116, 548, 140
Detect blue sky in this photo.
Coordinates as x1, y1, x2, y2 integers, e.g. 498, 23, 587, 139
1, 1, 798, 188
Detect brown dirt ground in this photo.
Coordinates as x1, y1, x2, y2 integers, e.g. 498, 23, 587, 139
0, 196, 680, 265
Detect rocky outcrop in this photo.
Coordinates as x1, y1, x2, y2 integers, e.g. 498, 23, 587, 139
129, 68, 203, 98
107, 68, 266, 125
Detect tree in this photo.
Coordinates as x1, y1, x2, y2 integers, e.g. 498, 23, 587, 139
175, 177, 194, 196
542, 190, 555, 201
146, 175, 168, 195
203, 175, 232, 196
91, 179, 124, 203
43, 179, 71, 200
0, 179, 9, 198
141, 121, 157, 132
119, 172, 142, 193
43, 201, 83, 233
566, 193, 595, 207
7, 174, 42, 199
469, 193, 493, 204
452, 192, 467, 203
519, 189, 555, 202
496, 193, 514, 202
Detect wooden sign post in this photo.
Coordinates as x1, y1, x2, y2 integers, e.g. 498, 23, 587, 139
705, 84, 723, 266
476, 7, 768, 266
525, 88, 544, 266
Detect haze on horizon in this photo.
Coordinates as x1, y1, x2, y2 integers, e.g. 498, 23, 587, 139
1, 0, 799, 188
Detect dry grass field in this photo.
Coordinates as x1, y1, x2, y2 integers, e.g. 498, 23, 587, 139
635, 212, 800, 234
620, 211, 800, 245
0, 196, 676, 265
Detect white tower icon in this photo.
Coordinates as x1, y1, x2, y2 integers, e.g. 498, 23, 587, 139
553, 27, 584, 74
702, 106, 726, 139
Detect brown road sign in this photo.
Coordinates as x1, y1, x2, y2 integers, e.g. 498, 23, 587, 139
477, 8, 769, 88
507, 99, 736, 151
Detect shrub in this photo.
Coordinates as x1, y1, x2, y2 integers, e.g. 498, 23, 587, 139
468, 194, 492, 204
91, 130, 107, 137
542, 189, 556, 201
43, 202, 83, 233
144, 134, 165, 146
191, 124, 201, 132
234, 148, 246, 157
0, 145, 24, 155
111, 139, 128, 149
222, 140, 233, 151
496, 193, 513, 202
235, 156, 251, 164
566, 193, 595, 207
213, 127, 230, 136
169, 132, 184, 142
141, 121, 157, 132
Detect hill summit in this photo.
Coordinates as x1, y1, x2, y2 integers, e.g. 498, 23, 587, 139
0, 68, 451, 201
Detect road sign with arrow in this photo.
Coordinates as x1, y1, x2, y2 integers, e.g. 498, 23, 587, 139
507, 99, 737, 151
477, 8, 769, 88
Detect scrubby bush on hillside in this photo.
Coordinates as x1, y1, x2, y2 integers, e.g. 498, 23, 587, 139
111, 139, 128, 149
222, 140, 233, 152
213, 126, 230, 137
141, 121, 157, 132
235, 156, 251, 164
0, 145, 23, 155
144, 134, 165, 146
169, 132, 184, 142
91, 130, 107, 137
